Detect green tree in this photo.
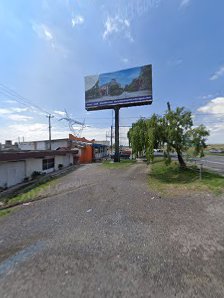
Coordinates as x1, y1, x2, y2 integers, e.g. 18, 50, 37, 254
128, 106, 209, 168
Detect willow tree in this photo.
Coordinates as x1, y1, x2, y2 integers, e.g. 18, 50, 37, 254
162, 107, 209, 167
128, 118, 147, 157
128, 106, 209, 168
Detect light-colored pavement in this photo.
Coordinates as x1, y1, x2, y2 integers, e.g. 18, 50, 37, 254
0, 163, 224, 297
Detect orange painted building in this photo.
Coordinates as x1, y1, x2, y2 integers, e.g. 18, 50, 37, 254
69, 134, 94, 164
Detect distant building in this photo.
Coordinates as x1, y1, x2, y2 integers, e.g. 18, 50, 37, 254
18, 138, 72, 151
68, 134, 109, 163
1, 140, 19, 151
17, 134, 109, 164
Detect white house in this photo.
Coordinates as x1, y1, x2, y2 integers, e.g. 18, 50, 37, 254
0, 150, 78, 189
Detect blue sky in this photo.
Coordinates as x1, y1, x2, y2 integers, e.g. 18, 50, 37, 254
0, 0, 224, 144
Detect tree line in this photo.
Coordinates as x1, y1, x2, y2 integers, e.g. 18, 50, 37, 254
127, 104, 209, 168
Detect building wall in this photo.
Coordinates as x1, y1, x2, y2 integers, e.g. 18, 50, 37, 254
51, 140, 69, 150
0, 153, 74, 188
19, 142, 35, 150
79, 146, 93, 163
54, 154, 72, 169
35, 141, 46, 150
25, 158, 43, 177
0, 161, 26, 188
19, 140, 69, 151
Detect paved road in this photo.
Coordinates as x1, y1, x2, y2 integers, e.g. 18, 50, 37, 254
155, 153, 224, 174
0, 163, 224, 297
198, 155, 224, 174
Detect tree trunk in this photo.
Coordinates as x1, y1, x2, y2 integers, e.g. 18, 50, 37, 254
177, 152, 186, 168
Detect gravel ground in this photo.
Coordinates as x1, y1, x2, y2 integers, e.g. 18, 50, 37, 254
0, 162, 224, 298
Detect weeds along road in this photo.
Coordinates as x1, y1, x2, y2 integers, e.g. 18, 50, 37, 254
0, 163, 224, 298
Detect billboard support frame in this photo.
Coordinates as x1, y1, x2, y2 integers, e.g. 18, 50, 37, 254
114, 106, 120, 162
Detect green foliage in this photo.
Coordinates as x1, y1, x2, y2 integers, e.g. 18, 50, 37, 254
127, 105, 210, 167
0, 209, 11, 217
149, 160, 224, 195
31, 171, 42, 180
190, 125, 210, 157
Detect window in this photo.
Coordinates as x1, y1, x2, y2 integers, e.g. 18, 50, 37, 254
42, 158, 55, 170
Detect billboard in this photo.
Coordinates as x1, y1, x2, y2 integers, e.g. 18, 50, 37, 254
85, 64, 152, 111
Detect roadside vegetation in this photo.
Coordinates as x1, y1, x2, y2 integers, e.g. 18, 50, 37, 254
0, 209, 12, 217
149, 159, 224, 196
0, 166, 78, 212
103, 159, 136, 169
0, 179, 57, 211
128, 104, 209, 167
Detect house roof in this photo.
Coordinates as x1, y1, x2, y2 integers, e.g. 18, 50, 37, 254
19, 138, 69, 144
0, 150, 78, 162
69, 134, 95, 144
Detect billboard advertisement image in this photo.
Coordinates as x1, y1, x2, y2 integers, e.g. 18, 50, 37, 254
85, 64, 152, 110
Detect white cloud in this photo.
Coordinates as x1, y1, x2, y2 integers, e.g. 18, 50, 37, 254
122, 58, 129, 63
54, 110, 66, 117
103, 16, 134, 42
199, 94, 217, 100
0, 107, 29, 115
0, 108, 12, 115
0, 122, 111, 145
71, 15, 84, 28
210, 65, 224, 81
204, 122, 224, 144
3, 100, 17, 104
7, 114, 33, 122
31, 22, 69, 56
11, 107, 29, 113
32, 23, 54, 43
167, 59, 183, 66
180, 0, 191, 8
196, 97, 224, 143
197, 97, 224, 115
0, 120, 129, 145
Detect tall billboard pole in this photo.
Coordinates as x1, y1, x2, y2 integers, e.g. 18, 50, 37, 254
114, 107, 120, 162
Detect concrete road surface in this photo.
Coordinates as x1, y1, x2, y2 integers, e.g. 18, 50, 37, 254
0, 163, 224, 297
198, 155, 224, 174
154, 152, 224, 174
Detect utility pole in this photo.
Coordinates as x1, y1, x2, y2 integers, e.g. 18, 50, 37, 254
167, 101, 171, 111
46, 114, 54, 150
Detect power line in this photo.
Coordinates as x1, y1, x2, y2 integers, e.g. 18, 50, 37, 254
0, 83, 50, 115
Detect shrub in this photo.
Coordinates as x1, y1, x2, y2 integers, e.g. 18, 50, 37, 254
31, 171, 42, 180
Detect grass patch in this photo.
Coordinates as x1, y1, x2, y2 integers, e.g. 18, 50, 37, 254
0, 209, 11, 217
149, 160, 224, 196
103, 159, 136, 169
2, 179, 57, 208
